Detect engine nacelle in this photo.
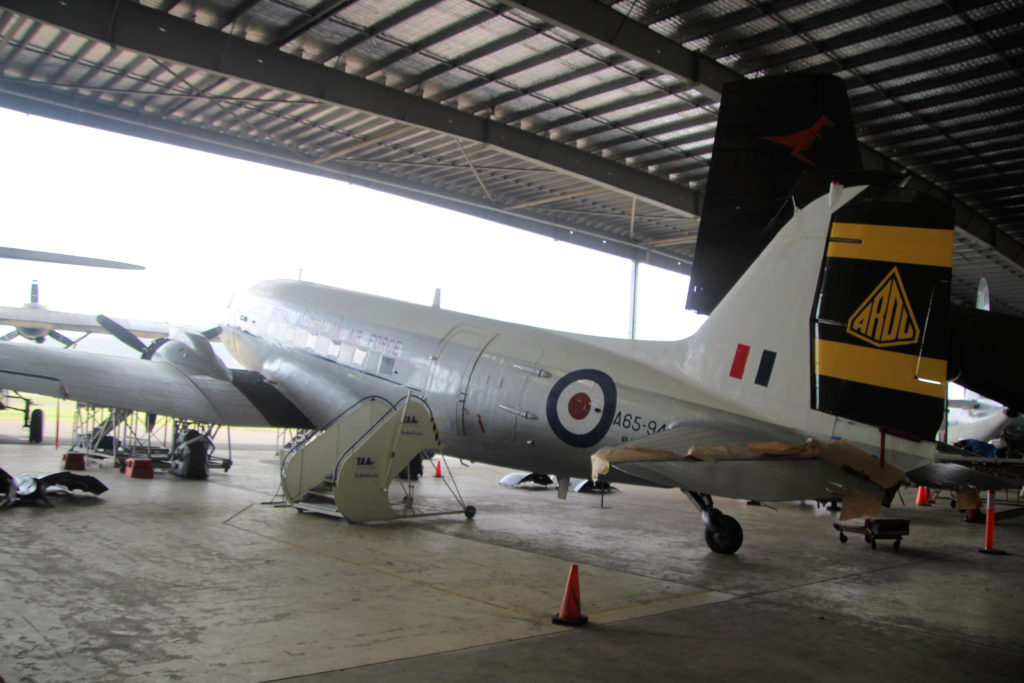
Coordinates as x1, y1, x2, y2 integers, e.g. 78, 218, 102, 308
150, 329, 231, 380
14, 297, 49, 342
15, 324, 50, 343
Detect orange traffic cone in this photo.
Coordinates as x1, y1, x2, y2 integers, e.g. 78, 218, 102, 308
915, 486, 931, 505
433, 458, 443, 478
552, 563, 588, 626
979, 489, 1007, 555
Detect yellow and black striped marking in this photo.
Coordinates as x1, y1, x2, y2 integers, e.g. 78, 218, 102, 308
811, 188, 953, 438
430, 418, 441, 447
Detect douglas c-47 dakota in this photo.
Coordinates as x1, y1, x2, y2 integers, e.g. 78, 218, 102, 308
1, 75, 1011, 554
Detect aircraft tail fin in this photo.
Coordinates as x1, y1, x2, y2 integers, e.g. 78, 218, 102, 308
685, 182, 953, 441
679, 73, 955, 441
686, 73, 864, 315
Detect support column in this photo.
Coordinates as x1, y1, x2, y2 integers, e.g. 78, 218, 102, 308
628, 258, 639, 340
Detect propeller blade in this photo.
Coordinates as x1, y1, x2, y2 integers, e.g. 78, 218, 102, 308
96, 315, 148, 353
48, 330, 75, 347
201, 326, 222, 340
30, 281, 39, 305
2, 330, 20, 341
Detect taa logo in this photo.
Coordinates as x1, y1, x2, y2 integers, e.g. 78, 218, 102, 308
356, 456, 375, 467
846, 266, 920, 348
403, 415, 419, 424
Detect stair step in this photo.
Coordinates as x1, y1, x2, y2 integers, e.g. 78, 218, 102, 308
294, 501, 344, 518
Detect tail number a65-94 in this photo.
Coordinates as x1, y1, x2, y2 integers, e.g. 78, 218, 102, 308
612, 411, 666, 435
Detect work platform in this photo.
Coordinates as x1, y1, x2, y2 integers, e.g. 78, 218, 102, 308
1, 415, 1022, 681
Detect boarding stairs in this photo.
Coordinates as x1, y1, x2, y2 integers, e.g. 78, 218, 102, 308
280, 395, 473, 523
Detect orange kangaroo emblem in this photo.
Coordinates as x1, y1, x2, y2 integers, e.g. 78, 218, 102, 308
760, 115, 834, 166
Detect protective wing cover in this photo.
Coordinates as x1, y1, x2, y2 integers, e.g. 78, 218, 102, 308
1, 466, 107, 508
593, 421, 1016, 506
0, 342, 311, 428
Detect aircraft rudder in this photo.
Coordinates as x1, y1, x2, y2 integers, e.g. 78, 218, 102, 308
811, 186, 954, 438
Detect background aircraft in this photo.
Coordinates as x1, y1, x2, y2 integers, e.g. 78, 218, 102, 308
0, 250, 143, 441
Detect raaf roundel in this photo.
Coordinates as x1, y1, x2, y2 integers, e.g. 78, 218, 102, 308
545, 369, 617, 448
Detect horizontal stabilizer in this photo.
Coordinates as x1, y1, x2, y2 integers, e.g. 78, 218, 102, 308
607, 458, 879, 503
906, 462, 1015, 491
588, 412, 899, 502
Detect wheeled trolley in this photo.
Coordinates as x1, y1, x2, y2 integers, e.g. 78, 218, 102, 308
834, 518, 909, 550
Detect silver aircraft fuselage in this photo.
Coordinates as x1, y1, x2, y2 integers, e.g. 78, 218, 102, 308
221, 280, 730, 481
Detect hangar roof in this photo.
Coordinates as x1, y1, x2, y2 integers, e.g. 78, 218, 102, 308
0, 0, 1021, 314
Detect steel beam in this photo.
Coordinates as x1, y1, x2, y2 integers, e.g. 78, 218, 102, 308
500, 0, 741, 99
0, 0, 700, 217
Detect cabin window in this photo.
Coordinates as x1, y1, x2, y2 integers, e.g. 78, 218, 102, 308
352, 348, 367, 368
378, 356, 395, 376
267, 322, 278, 337
285, 326, 297, 342
306, 334, 318, 351
328, 341, 341, 359
339, 343, 355, 364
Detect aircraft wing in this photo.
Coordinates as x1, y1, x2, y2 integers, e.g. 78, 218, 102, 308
0, 305, 171, 339
0, 342, 311, 428
0, 246, 143, 270
590, 410, 902, 503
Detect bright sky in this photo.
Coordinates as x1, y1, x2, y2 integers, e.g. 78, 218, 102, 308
0, 107, 705, 347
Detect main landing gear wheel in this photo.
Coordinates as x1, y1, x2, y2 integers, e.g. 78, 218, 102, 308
704, 512, 743, 554
686, 490, 744, 554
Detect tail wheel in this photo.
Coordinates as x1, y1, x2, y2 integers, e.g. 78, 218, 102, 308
28, 409, 44, 444
171, 429, 209, 480
704, 513, 743, 554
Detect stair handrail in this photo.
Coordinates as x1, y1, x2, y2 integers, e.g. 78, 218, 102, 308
330, 393, 436, 484
279, 395, 396, 476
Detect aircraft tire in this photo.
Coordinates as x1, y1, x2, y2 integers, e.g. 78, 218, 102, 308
704, 513, 743, 554
28, 409, 43, 444
171, 429, 210, 480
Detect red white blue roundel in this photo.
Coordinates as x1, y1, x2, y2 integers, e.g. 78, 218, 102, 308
546, 369, 617, 448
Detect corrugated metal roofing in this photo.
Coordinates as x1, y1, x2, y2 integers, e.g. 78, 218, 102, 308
0, 0, 1021, 313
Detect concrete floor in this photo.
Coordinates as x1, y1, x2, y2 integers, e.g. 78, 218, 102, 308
2, 415, 1022, 682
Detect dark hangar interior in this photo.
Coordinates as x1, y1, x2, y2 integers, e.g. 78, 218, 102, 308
0, 0, 1021, 315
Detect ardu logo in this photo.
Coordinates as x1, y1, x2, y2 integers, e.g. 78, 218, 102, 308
846, 266, 920, 347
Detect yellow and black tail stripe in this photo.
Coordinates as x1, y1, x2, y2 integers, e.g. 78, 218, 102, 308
815, 340, 946, 399
811, 187, 953, 438
827, 222, 954, 269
